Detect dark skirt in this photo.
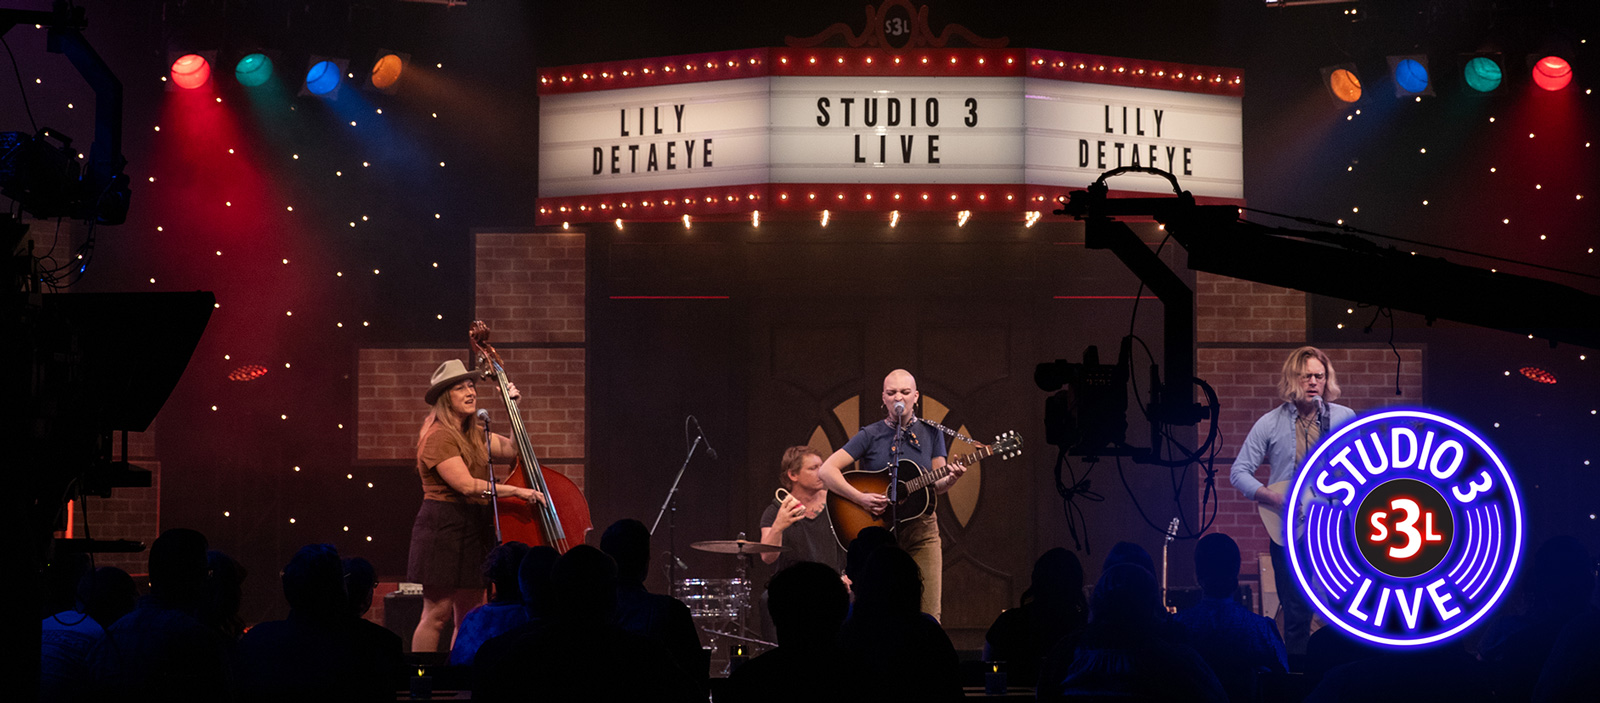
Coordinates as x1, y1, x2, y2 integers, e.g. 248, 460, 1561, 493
407, 499, 496, 589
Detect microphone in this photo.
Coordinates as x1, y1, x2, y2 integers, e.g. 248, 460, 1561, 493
691, 416, 719, 460
476, 409, 491, 425
894, 401, 906, 428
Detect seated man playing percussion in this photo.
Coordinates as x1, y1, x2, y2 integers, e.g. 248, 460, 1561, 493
759, 446, 847, 574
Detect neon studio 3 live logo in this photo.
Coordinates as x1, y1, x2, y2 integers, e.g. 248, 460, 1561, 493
1288, 409, 1524, 647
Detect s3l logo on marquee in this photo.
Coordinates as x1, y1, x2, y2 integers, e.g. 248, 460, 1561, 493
1287, 409, 1523, 647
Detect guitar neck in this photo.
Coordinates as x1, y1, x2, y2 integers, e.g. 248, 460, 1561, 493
905, 445, 994, 493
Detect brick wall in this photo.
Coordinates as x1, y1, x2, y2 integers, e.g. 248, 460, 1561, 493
357, 348, 464, 463
1195, 273, 1425, 572
474, 230, 586, 344
70, 429, 161, 574
1197, 272, 1306, 344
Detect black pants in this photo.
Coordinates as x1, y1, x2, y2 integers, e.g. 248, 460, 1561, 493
1270, 540, 1312, 656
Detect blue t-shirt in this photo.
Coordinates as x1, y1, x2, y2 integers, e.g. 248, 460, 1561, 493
841, 419, 948, 475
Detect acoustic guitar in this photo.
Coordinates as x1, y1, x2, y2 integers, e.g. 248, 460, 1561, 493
827, 430, 1022, 548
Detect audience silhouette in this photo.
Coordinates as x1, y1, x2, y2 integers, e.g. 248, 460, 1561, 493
1173, 532, 1287, 702
234, 544, 403, 703
1479, 535, 1593, 701
41, 564, 137, 702
836, 544, 963, 702
984, 547, 1089, 686
599, 518, 708, 692
473, 544, 699, 702
85, 528, 234, 701
202, 550, 248, 642
720, 561, 851, 702
448, 541, 531, 666
1037, 562, 1226, 701
843, 525, 898, 594
60, 518, 1600, 702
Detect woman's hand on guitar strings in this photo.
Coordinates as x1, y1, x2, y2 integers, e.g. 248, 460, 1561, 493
858, 491, 889, 516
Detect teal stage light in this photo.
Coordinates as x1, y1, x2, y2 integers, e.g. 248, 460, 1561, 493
1463, 56, 1502, 93
236, 53, 273, 87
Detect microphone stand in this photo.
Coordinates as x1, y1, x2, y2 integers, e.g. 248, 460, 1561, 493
887, 404, 907, 529
652, 434, 704, 589
483, 418, 504, 545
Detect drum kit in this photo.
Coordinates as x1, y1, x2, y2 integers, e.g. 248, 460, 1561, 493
674, 538, 786, 662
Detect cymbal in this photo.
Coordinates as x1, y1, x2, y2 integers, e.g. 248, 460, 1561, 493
690, 539, 788, 555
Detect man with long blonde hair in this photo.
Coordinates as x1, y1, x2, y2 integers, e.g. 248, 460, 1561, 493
1230, 346, 1355, 656
406, 359, 545, 653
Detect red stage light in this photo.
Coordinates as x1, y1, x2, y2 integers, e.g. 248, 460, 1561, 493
1532, 56, 1573, 91
227, 364, 269, 382
171, 54, 211, 90
1519, 366, 1557, 384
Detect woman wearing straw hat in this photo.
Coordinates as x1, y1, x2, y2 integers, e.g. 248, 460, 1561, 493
409, 359, 545, 652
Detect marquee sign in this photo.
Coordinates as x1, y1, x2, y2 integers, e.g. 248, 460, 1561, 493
1287, 409, 1524, 647
535, 48, 1244, 225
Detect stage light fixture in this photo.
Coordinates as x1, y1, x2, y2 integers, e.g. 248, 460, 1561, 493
1532, 56, 1573, 91
369, 52, 407, 93
170, 54, 211, 90
306, 61, 339, 94
1320, 63, 1362, 103
235, 53, 273, 88
1387, 55, 1433, 97
1461, 55, 1503, 94
304, 58, 347, 97
371, 54, 402, 90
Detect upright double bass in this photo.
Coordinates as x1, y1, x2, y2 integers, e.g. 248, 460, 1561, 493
470, 321, 592, 552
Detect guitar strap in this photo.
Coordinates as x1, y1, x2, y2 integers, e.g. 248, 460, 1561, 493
914, 417, 983, 446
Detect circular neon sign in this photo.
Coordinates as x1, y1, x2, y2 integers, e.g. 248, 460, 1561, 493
1287, 409, 1522, 647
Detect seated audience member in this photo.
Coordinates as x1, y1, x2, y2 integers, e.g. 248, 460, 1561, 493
1304, 640, 1487, 703
86, 528, 234, 701
1172, 533, 1287, 702
342, 556, 406, 670
473, 544, 698, 702
599, 518, 706, 690
984, 548, 1089, 686
836, 545, 962, 703
720, 561, 851, 702
843, 525, 897, 594
1038, 562, 1227, 702
202, 550, 248, 641
449, 541, 532, 665
1303, 624, 1375, 681
1103, 540, 1158, 575
42, 566, 137, 702
342, 556, 380, 618
1479, 536, 1593, 702
517, 545, 560, 619
235, 544, 403, 703
471, 545, 559, 693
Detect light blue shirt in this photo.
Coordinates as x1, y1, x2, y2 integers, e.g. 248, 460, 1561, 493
1229, 401, 1355, 500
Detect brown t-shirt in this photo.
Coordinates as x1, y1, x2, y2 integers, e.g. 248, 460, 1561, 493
417, 420, 490, 504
